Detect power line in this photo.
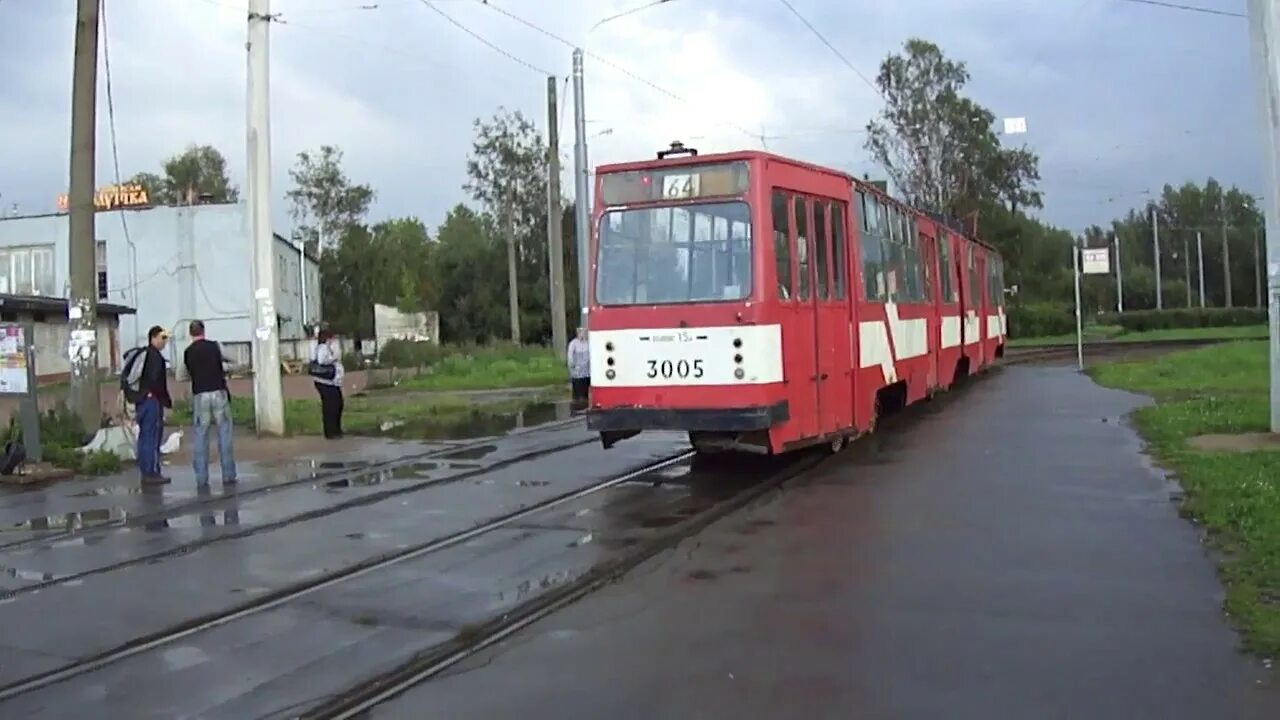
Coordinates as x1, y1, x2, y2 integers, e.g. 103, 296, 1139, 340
773, 0, 882, 101
101, 0, 138, 310
1114, 0, 1246, 18
473, 0, 760, 140
415, 0, 554, 75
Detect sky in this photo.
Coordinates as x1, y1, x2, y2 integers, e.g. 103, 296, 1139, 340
0, 0, 1261, 236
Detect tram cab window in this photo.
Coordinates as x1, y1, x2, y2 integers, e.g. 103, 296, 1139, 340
596, 201, 752, 306
771, 190, 793, 301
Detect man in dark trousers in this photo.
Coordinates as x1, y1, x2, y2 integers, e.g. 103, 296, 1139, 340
183, 320, 237, 487
136, 325, 172, 485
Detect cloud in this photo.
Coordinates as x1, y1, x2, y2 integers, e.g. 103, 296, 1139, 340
0, 0, 1263, 237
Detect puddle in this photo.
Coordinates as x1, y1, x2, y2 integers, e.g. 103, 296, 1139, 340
3, 566, 67, 582
380, 401, 571, 442
440, 444, 498, 461
3, 506, 129, 533
68, 485, 156, 498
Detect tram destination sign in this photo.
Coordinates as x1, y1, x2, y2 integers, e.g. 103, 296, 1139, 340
599, 161, 750, 206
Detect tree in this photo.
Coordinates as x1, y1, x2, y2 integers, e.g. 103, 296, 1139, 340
464, 108, 552, 343
430, 204, 507, 343
286, 145, 375, 254
864, 38, 1041, 219
126, 144, 238, 205
318, 217, 433, 338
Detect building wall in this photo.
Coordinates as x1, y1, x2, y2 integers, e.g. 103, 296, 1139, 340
0, 203, 321, 371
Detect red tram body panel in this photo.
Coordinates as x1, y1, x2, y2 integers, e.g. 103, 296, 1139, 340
585, 146, 1006, 455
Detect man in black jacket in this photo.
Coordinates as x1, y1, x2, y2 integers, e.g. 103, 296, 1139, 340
136, 325, 172, 485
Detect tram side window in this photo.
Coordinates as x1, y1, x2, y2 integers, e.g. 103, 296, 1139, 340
830, 202, 847, 300
857, 191, 886, 302
772, 190, 792, 301
939, 235, 956, 303
989, 257, 1006, 308
966, 245, 979, 306
794, 197, 811, 300
918, 231, 933, 302
813, 201, 829, 300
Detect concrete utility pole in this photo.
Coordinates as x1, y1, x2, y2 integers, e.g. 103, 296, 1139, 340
247, 0, 285, 435
67, 0, 101, 431
1222, 196, 1234, 308
505, 186, 522, 344
1249, 0, 1280, 433
1197, 230, 1207, 308
1257, 227, 1265, 308
572, 49, 591, 329
546, 76, 567, 358
1183, 236, 1193, 307
1151, 207, 1163, 310
1114, 231, 1124, 313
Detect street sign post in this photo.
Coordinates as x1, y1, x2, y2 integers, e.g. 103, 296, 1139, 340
1073, 244, 1112, 371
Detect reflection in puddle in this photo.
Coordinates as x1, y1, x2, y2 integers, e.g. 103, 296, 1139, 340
382, 400, 571, 443
3, 506, 129, 533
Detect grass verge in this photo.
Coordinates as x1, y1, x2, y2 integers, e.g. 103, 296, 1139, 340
1011, 324, 1268, 347
368, 344, 566, 392
1088, 340, 1280, 656
168, 387, 565, 438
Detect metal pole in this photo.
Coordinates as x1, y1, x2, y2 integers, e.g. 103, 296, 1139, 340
546, 76, 568, 358
1115, 231, 1124, 313
1248, 0, 1280, 433
505, 186, 522, 344
572, 49, 591, 329
1152, 207, 1163, 310
67, 0, 101, 431
1197, 230, 1207, 308
1073, 239, 1084, 371
247, 0, 285, 435
1223, 197, 1234, 308
1184, 235, 1192, 307
1257, 226, 1264, 308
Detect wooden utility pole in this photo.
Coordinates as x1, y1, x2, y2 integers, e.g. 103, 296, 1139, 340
546, 76, 567, 358
67, 0, 101, 430
505, 186, 522, 344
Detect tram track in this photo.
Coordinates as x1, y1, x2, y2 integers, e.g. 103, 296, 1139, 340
0, 426, 606, 602
300, 453, 832, 720
1001, 337, 1225, 365
0, 415, 588, 555
0, 451, 697, 704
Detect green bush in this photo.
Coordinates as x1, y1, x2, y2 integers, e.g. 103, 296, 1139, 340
1096, 308, 1267, 332
3, 408, 121, 475
1007, 303, 1075, 338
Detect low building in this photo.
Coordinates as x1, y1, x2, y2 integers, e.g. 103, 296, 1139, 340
0, 294, 134, 381
0, 198, 321, 372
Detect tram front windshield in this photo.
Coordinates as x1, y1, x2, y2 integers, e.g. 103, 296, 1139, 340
596, 201, 752, 306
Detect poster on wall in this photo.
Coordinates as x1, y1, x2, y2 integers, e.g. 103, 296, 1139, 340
0, 325, 28, 395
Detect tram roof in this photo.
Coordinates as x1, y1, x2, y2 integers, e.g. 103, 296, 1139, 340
595, 149, 998, 255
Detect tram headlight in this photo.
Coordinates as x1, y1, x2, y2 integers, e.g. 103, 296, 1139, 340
734, 368, 745, 380
606, 369, 617, 380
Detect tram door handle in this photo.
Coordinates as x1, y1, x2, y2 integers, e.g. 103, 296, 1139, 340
819, 373, 829, 380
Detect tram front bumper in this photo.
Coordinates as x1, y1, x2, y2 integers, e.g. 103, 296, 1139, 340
586, 401, 789, 434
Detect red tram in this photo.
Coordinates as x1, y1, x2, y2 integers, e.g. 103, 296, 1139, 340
585, 142, 1006, 455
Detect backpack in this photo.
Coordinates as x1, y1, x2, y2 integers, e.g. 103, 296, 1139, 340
120, 346, 147, 403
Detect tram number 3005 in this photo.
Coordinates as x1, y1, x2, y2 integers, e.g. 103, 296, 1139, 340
646, 359, 705, 379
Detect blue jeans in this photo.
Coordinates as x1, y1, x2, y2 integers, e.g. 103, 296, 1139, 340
192, 390, 237, 485
135, 396, 163, 476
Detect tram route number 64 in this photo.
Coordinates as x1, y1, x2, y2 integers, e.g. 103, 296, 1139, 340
662, 174, 700, 199
646, 358, 705, 379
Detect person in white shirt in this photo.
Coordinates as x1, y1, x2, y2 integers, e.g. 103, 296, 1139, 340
309, 328, 345, 439
567, 327, 590, 407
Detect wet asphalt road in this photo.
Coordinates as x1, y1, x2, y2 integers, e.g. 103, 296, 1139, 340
370, 365, 1280, 720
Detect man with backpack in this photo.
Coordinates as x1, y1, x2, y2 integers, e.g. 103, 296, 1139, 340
122, 326, 173, 485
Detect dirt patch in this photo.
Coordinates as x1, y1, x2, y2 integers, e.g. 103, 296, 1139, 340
1188, 433, 1280, 453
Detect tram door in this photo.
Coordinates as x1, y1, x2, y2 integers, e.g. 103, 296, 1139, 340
773, 191, 819, 440
812, 199, 853, 435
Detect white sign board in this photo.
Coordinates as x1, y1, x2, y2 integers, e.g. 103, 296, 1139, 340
1081, 247, 1111, 275
1003, 117, 1028, 135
